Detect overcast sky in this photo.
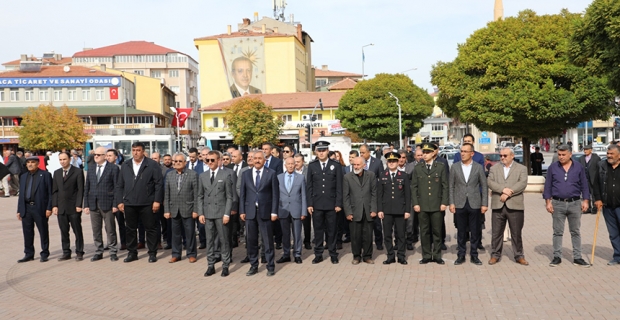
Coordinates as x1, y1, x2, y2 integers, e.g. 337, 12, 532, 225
1, 0, 591, 92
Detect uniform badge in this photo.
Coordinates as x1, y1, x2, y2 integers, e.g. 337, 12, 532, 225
435, 178, 439, 182
330, 165, 334, 171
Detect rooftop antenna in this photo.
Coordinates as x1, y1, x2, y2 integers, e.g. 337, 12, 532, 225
273, 0, 287, 21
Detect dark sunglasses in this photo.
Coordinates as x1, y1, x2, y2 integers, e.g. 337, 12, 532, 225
283, 150, 291, 153
205, 159, 217, 163
500, 155, 509, 158
172, 160, 184, 163
94, 154, 105, 156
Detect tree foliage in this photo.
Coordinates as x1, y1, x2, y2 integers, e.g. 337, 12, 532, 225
570, 0, 620, 94
15, 104, 90, 151
223, 98, 283, 147
431, 9, 615, 142
335, 73, 434, 143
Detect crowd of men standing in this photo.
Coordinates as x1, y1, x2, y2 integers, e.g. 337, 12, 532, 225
13, 135, 620, 277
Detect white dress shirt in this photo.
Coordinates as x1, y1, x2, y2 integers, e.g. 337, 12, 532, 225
503, 161, 514, 179
132, 158, 143, 176
461, 161, 472, 183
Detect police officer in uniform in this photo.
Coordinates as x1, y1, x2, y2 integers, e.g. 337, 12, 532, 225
306, 141, 343, 264
411, 143, 449, 265
378, 152, 411, 265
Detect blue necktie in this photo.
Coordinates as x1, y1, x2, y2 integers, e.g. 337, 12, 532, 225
286, 174, 292, 193
255, 170, 261, 189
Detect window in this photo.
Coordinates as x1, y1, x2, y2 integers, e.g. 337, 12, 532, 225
213, 117, 219, 128
151, 70, 161, 78
82, 90, 90, 101
170, 86, 180, 93
25, 91, 35, 101
169, 70, 179, 77
10, 91, 18, 101
432, 124, 444, 131
0, 91, 4, 101
176, 102, 180, 108
96, 90, 104, 100
134, 70, 144, 76
39, 90, 49, 101
68, 90, 76, 101
54, 90, 62, 101
281, 115, 292, 122
315, 79, 327, 87
305, 114, 322, 120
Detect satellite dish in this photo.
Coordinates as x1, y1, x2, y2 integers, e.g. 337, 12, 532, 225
63, 66, 70, 73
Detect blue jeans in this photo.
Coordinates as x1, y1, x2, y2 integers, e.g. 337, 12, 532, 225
603, 206, 620, 262
552, 200, 582, 259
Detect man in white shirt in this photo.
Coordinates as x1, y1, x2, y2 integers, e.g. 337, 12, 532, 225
229, 57, 262, 97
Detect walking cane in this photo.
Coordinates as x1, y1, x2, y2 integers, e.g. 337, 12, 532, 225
590, 207, 602, 265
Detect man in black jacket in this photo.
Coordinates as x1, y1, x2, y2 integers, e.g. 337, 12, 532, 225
116, 142, 164, 263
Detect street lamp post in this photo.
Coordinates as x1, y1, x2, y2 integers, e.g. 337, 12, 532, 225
361, 43, 374, 79
170, 107, 180, 153
388, 92, 403, 148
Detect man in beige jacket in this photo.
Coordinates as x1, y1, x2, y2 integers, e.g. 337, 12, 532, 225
487, 148, 529, 266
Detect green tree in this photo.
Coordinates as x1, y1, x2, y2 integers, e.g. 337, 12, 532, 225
16, 104, 90, 151
223, 97, 284, 147
431, 10, 615, 169
570, 0, 620, 94
335, 73, 434, 144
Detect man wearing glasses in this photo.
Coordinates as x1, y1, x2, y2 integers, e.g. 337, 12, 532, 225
543, 144, 591, 268
487, 147, 529, 266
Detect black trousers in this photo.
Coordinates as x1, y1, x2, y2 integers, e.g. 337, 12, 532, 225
230, 213, 240, 247
22, 204, 49, 258
350, 217, 374, 260
312, 209, 338, 258
272, 220, 283, 245
125, 205, 158, 256
336, 210, 350, 243
373, 218, 383, 245
171, 215, 196, 259
196, 218, 206, 246
114, 210, 126, 246
532, 163, 542, 175
57, 213, 84, 255
455, 201, 481, 258
303, 213, 312, 245
383, 214, 406, 261
247, 217, 274, 270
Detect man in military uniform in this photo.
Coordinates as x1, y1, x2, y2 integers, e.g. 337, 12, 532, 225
378, 152, 411, 265
306, 141, 343, 264
411, 143, 449, 264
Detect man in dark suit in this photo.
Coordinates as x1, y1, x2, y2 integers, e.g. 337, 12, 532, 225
85, 147, 121, 262
229, 56, 262, 97
262, 142, 283, 250
359, 144, 383, 250
5, 149, 22, 194
16, 156, 52, 263
377, 152, 411, 265
106, 149, 126, 250
187, 147, 204, 173
199, 151, 234, 277
344, 150, 359, 174
449, 143, 488, 266
579, 144, 601, 214
228, 149, 247, 247
238, 151, 256, 264
344, 156, 377, 264
277, 157, 307, 264
531, 146, 544, 176
116, 142, 164, 263
307, 141, 343, 264
239, 150, 279, 276
164, 154, 199, 264
52, 152, 85, 261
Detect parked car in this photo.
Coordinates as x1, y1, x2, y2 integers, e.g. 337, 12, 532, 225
482, 152, 502, 166
439, 151, 458, 167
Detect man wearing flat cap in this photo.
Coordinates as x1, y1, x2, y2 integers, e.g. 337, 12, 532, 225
16, 156, 53, 263
411, 143, 448, 264
579, 144, 600, 214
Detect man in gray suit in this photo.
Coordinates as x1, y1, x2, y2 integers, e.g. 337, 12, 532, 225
277, 157, 307, 264
344, 157, 377, 264
449, 143, 488, 266
198, 151, 234, 277
487, 147, 529, 266
164, 154, 199, 264
294, 153, 312, 250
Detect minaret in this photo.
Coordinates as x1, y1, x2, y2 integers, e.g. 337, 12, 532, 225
494, 0, 504, 21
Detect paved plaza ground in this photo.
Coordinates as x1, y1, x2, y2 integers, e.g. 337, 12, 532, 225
1, 192, 619, 319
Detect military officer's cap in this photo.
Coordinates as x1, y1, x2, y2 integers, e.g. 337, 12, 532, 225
422, 143, 437, 152
385, 152, 400, 161
314, 140, 330, 150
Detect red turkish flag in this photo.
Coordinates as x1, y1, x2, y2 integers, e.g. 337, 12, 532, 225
172, 108, 192, 127
109, 87, 119, 100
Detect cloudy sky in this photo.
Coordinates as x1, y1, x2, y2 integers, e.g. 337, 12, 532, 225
1, 0, 591, 91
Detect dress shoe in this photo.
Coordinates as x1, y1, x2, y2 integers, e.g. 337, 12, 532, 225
91, 254, 103, 262
124, 255, 138, 263
240, 256, 250, 263
488, 257, 499, 265
608, 260, 620, 266
110, 254, 119, 262
267, 270, 275, 277
276, 256, 291, 264
40, 256, 49, 262
261, 256, 267, 264
58, 254, 72, 261
188, 257, 197, 263
246, 267, 258, 276
471, 257, 483, 265
294, 257, 302, 264
164, 244, 172, 250
148, 255, 158, 263
331, 257, 339, 264
478, 244, 485, 251
76, 253, 84, 261
440, 243, 447, 251
434, 258, 445, 265
412, 237, 419, 244
221, 267, 229, 277
198, 243, 206, 249
157, 243, 163, 250
304, 243, 312, 250
275, 243, 282, 250
352, 258, 361, 265
120, 244, 127, 250
419, 258, 432, 264
383, 258, 396, 265
312, 256, 324, 264
336, 242, 343, 250
398, 259, 408, 265
363, 258, 374, 264
516, 258, 529, 266
376, 244, 384, 251
549, 257, 561, 267
214, 257, 222, 263
17, 256, 34, 263
137, 243, 145, 249
407, 244, 414, 251
454, 256, 466, 265
169, 257, 181, 263
204, 266, 215, 277
342, 237, 351, 243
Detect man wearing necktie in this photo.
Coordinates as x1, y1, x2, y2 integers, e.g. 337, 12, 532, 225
229, 56, 263, 98
16, 156, 53, 263
52, 152, 85, 261
262, 142, 283, 250
358, 144, 384, 250
276, 157, 307, 264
